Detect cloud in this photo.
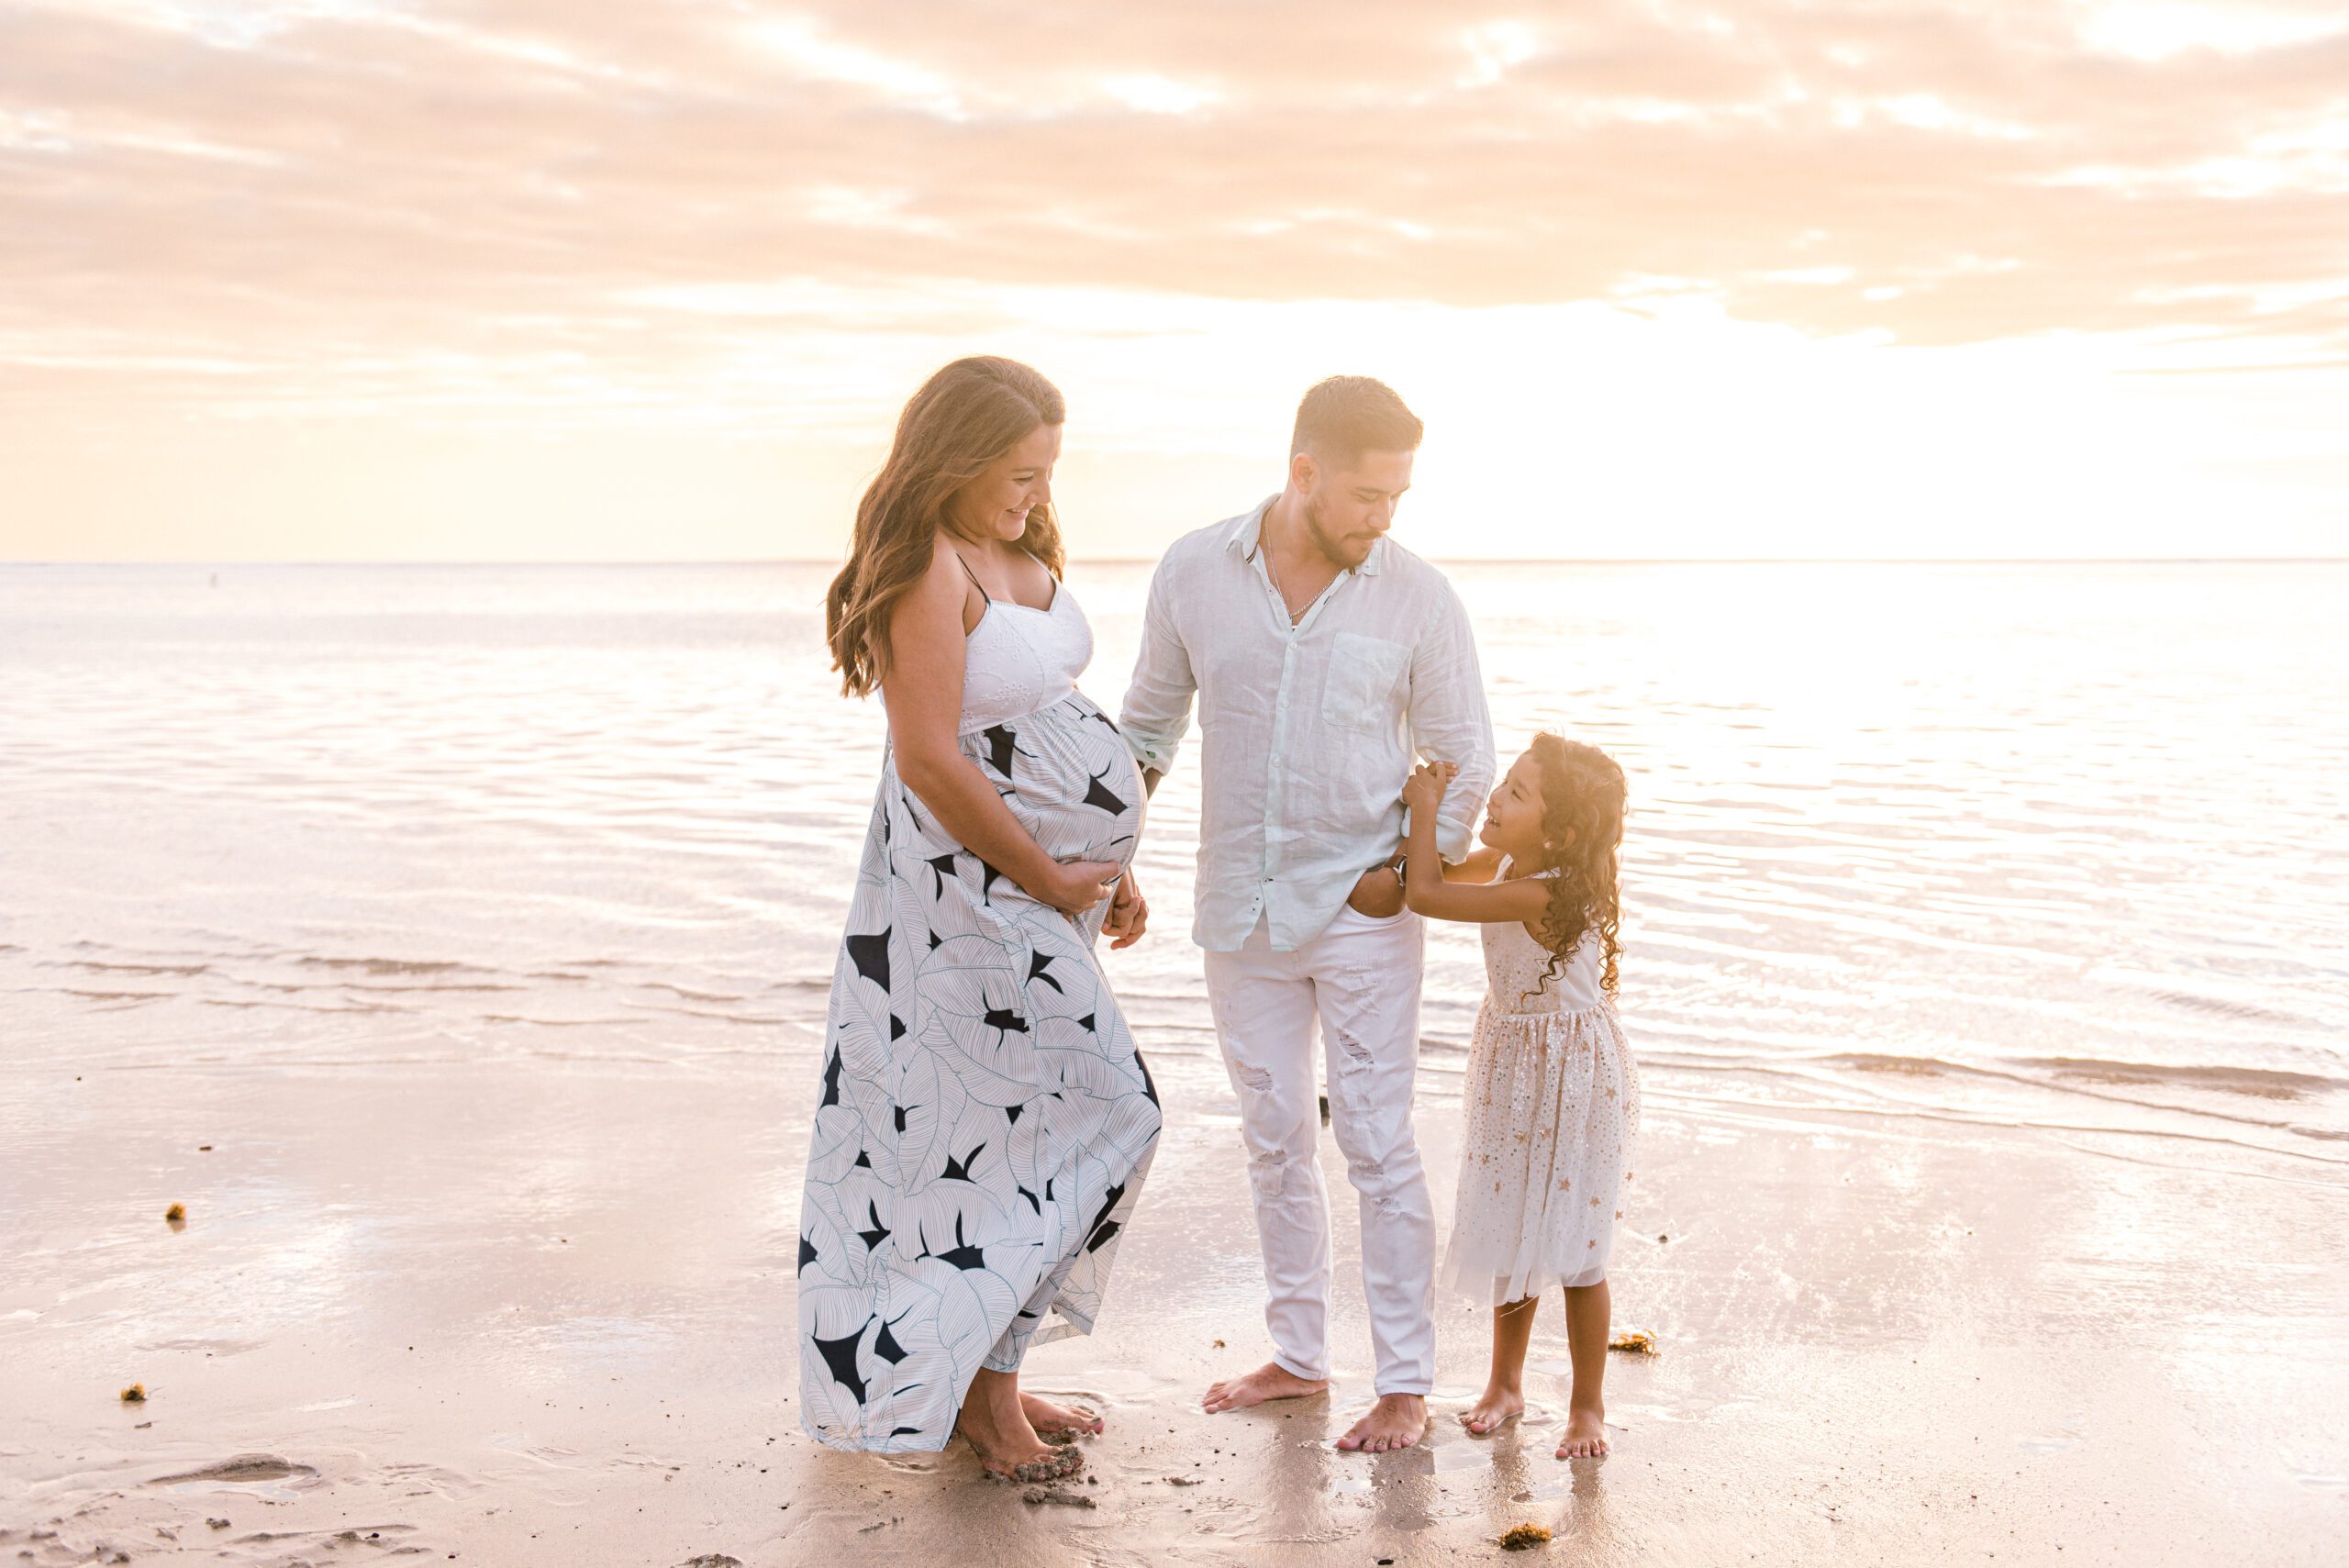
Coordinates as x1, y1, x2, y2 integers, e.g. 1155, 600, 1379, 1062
1, 0, 2345, 430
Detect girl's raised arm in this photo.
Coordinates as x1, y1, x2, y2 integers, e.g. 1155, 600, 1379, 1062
1399, 762, 1550, 925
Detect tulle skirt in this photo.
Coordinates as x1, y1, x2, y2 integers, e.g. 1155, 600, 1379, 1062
1438, 999, 1638, 1307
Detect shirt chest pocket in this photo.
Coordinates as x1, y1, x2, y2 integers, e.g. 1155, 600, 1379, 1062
1319, 632, 1410, 731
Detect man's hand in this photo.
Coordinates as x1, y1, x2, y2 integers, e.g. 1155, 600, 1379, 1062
1345, 862, 1405, 918
1104, 867, 1150, 950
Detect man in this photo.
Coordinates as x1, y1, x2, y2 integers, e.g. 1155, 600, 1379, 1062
1114, 375, 1495, 1452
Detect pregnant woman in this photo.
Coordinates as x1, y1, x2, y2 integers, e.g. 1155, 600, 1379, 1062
797, 358, 1162, 1484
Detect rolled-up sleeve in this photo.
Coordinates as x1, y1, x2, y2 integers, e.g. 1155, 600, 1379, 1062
1119, 556, 1197, 775
1405, 581, 1496, 862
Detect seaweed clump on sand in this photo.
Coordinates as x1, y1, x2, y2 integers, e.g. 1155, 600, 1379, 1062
1499, 1522, 1552, 1550
120, 1384, 146, 1403
1607, 1329, 1658, 1355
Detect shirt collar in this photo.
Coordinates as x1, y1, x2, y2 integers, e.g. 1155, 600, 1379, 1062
1229, 497, 1276, 562
1229, 495, 1386, 576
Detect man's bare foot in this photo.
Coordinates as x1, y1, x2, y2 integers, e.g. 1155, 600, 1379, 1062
1021, 1392, 1103, 1443
1202, 1361, 1330, 1414
1555, 1405, 1609, 1459
1459, 1385, 1524, 1437
956, 1387, 1085, 1484
1335, 1394, 1428, 1452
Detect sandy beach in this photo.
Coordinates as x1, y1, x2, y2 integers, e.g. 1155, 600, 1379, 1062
6, 1036, 2345, 1566
6, 562, 2347, 1563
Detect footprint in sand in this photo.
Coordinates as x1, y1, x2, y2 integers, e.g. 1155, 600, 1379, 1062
148, 1453, 322, 1503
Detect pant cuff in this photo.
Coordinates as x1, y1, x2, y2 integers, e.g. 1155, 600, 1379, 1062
1272, 1351, 1330, 1384
1373, 1379, 1434, 1397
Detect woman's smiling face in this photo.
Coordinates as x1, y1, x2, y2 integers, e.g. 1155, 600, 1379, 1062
948, 421, 1061, 542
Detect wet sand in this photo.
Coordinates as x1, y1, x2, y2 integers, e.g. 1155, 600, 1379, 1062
8, 563, 2349, 1562
5, 1041, 2344, 1566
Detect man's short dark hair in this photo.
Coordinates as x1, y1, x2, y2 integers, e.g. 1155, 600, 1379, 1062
1290, 375, 1423, 466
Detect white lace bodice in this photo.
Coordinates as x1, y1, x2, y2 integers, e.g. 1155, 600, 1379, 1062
1482, 862, 1606, 1015
958, 583, 1092, 731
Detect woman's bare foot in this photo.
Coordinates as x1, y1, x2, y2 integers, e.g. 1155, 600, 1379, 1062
1336, 1394, 1428, 1452
1460, 1385, 1525, 1437
1021, 1392, 1103, 1443
1202, 1361, 1330, 1414
956, 1373, 1085, 1484
1555, 1405, 1609, 1459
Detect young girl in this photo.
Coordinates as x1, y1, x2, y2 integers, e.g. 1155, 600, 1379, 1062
1398, 734, 1635, 1461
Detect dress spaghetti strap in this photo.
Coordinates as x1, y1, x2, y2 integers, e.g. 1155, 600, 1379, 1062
953, 552, 991, 602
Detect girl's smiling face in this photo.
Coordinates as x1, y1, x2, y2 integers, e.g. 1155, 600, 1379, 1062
1480, 749, 1552, 863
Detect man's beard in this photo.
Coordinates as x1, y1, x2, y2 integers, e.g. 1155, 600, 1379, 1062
1302, 491, 1374, 569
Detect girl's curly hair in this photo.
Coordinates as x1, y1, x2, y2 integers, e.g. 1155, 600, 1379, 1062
1527, 733, 1627, 999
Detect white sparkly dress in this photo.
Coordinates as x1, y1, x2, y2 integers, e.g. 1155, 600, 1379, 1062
1438, 866, 1639, 1306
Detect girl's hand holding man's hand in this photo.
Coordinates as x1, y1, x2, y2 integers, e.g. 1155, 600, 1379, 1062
1345, 760, 1458, 918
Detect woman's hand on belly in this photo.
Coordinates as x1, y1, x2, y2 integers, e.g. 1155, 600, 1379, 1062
1040, 858, 1124, 917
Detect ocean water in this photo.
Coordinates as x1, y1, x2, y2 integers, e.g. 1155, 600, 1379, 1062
4, 561, 2345, 1169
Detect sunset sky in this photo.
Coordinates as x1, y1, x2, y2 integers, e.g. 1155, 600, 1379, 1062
3, 0, 2345, 562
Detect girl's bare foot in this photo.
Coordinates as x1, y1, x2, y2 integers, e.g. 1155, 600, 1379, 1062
1021, 1392, 1103, 1442
956, 1377, 1085, 1484
1202, 1361, 1330, 1414
1460, 1385, 1525, 1436
1336, 1393, 1428, 1452
1555, 1405, 1609, 1459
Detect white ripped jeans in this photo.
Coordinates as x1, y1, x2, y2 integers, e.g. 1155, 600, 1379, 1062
1203, 903, 1436, 1396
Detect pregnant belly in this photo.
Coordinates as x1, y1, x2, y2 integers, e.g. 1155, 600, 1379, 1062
964, 697, 1142, 872
1022, 749, 1141, 869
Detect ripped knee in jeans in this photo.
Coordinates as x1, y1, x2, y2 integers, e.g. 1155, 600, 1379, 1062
1330, 1027, 1375, 1070
1321, 1029, 1376, 1124
1244, 1140, 1314, 1198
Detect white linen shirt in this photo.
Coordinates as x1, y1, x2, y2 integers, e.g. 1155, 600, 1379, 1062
1119, 497, 1497, 952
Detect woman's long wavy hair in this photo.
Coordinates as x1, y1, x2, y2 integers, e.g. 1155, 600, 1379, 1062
1527, 733, 1628, 1000
825, 357, 1067, 695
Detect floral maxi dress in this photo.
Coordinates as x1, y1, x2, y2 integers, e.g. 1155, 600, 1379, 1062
796, 586, 1162, 1451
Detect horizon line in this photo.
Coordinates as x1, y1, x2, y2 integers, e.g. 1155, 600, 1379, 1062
6, 556, 2347, 569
